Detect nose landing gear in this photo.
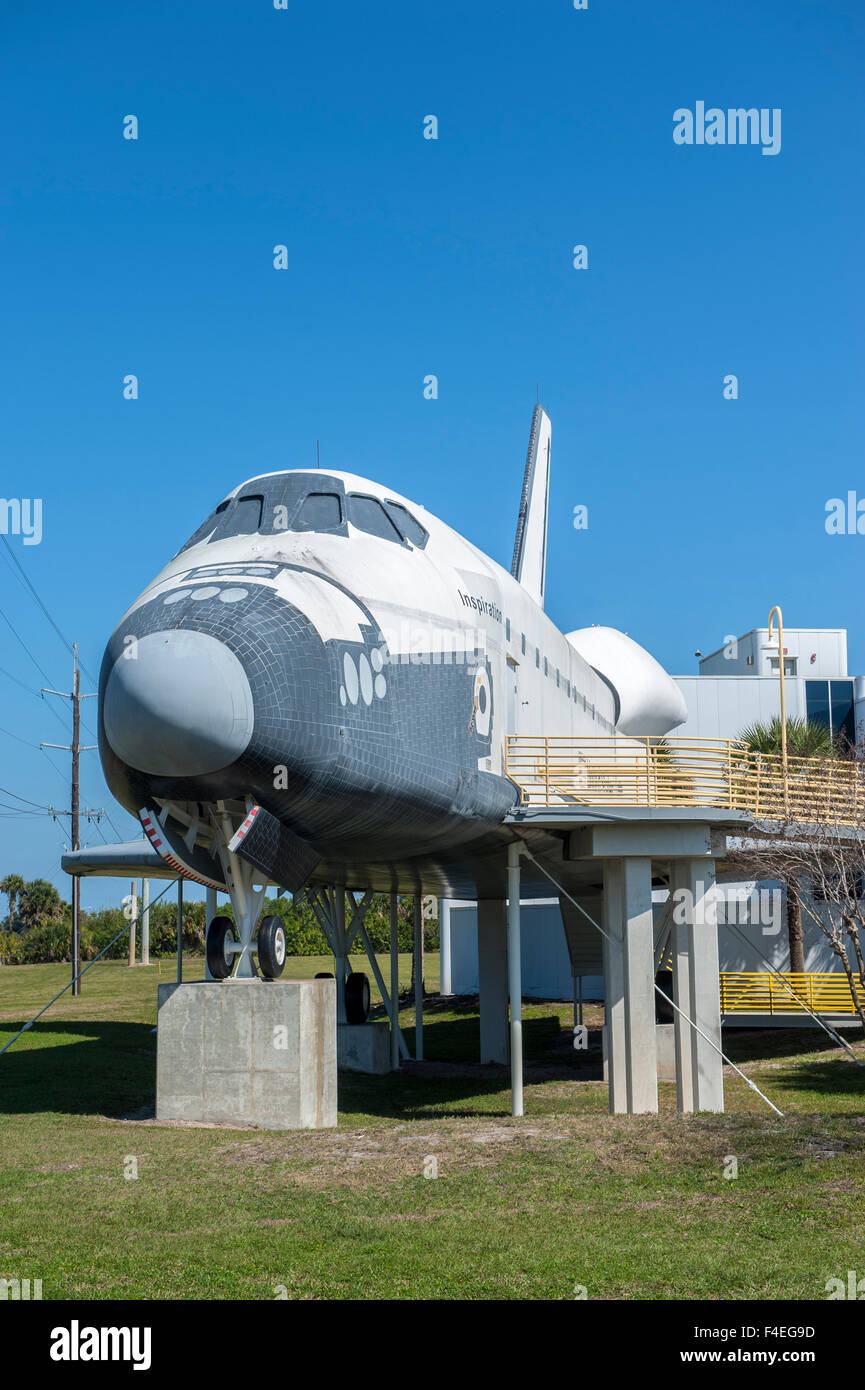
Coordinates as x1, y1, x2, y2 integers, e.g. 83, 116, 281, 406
204, 821, 292, 980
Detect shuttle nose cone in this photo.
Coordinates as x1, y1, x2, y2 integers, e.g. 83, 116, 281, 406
103, 630, 254, 776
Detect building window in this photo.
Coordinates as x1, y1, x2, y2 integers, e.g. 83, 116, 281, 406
808, 679, 856, 745
830, 681, 856, 745
521, 633, 526, 655
543, 657, 548, 676
805, 680, 831, 730
535, 647, 540, 668
556, 668, 560, 687
505, 618, 511, 642
769, 656, 798, 676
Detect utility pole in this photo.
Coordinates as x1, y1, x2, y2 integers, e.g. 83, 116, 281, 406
41, 644, 98, 996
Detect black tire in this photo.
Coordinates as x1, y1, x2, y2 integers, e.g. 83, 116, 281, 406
655, 969, 674, 1023
315, 972, 333, 979
258, 915, 287, 980
345, 971, 370, 1024
207, 916, 236, 980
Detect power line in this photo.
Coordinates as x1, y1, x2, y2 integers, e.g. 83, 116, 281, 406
0, 535, 98, 685
0, 783, 56, 811
0, 723, 42, 749
0, 602, 58, 689
0, 662, 41, 699
0, 660, 73, 738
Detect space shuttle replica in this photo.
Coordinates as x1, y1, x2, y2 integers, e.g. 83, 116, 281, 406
64, 408, 688, 981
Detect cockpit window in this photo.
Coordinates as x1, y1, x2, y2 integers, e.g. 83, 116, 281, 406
295, 492, 342, 532
348, 494, 404, 543
212, 494, 264, 540
178, 499, 229, 553
384, 501, 428, 549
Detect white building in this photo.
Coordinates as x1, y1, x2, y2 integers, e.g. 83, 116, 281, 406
673, 627, 863, 747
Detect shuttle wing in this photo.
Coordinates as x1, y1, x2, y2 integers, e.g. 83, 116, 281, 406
511, 405, 551, 609
62, 839, 174, 880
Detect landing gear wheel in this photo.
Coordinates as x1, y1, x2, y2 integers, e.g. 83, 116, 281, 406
345, 971, 371, 1024
258, 916, 287, 980
207, 916, 236, 980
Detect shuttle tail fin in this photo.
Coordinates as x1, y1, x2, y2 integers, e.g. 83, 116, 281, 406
511, 405, 551, 609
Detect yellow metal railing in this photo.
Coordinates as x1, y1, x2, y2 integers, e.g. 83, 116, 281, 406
505, 735, 865, 826
720, 971, 865, 1017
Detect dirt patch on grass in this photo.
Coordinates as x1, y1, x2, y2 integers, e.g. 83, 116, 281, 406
208, 1112, 865, 1193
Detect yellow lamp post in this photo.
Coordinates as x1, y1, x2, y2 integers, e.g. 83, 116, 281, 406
767, 605, 788, 811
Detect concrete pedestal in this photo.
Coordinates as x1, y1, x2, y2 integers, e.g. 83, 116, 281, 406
156, 979, 337, 1129
337, 1021, 392, 1073
655, 1023, 677, 1082
603, 1023, 677, 1084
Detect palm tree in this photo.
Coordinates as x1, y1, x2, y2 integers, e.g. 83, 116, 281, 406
738, 717, 835, 973
18, 878, 64, 930
740, 716, 835, 759
0, 873, 25, 929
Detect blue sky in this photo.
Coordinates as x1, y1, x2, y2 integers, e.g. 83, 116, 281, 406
1, 0, 863, 905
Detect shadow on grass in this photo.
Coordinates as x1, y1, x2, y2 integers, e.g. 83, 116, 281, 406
355, 996, 603, 1118
0, 1001, 601, 1123
769, 1060, 865, 1099
0, 1021, 156, 1118
722, 1025, 865, 1065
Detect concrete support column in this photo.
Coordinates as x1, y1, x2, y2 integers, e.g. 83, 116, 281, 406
602, 858, 658, 1114
672, 860, 724, 1113
602, 863, 627, 1113
622, 858, 658, 1114
477, 898, 508, 1063
670, 865, 695, 1113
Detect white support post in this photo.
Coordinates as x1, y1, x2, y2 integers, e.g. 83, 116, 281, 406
390, 893, 400, 1070
670, 866, 695, 1113
669, 861, 724, 1113
602, 858, 658, 1114
477, 899, 508, 1063
506, 842, 523, 1117
439, 898, 452, 996
688, 862, 724, 1112
602, 861, 628, 1114
413, 896, 423, 1061
621, 858, 658, 1114
204, 886, 216, 981
140, 879, 150, 967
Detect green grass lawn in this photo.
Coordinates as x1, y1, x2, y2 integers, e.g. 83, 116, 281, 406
1, 956, 864, 1300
